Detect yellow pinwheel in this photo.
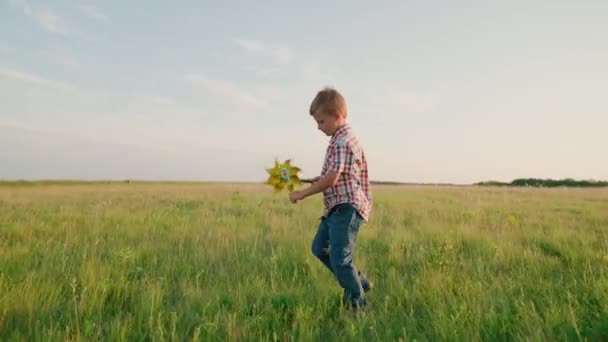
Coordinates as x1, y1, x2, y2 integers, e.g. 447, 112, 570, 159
265, 159, 302, 192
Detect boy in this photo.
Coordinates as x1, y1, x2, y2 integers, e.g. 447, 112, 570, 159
289, 86, 373, 310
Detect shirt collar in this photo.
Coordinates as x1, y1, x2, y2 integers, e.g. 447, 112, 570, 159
330, 123, 350, 142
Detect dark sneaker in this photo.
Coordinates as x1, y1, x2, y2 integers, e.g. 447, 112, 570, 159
359, 272, 373, 293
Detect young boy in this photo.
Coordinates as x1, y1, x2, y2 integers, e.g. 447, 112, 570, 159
288, 86, 373, 310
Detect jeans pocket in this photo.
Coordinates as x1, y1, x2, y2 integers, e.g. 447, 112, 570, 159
348, 210, 363, 233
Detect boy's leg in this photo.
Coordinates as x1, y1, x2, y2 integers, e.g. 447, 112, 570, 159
312, 217, 372, 292
311, 218, 333, 272
327, 204, 366, 307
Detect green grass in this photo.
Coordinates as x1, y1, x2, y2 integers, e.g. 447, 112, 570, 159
1, 183, 607, 340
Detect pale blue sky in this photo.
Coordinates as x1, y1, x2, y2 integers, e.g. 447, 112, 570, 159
1, 1, 607, 183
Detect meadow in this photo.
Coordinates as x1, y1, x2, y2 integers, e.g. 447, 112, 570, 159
0, 182, 607, 340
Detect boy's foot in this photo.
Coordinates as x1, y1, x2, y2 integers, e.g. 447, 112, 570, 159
362, 279, 373, 293
343, 297, 369, 314
359, 272, 373, 293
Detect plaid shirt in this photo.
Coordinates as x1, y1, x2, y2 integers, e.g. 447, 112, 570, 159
320, 124, 372, 221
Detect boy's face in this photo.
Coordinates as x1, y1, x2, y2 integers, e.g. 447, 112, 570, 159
312, 110, 343, 136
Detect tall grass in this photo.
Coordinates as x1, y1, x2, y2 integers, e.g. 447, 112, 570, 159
0, 183, 607, 340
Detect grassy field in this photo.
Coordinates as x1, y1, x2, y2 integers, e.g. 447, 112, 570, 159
0, 182, 607, 340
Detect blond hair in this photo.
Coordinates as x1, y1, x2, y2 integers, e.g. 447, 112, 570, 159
309, 86, 347, 118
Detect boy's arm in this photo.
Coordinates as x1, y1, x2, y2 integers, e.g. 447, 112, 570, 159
297, 171, 340, 199
290, 142, 347, 202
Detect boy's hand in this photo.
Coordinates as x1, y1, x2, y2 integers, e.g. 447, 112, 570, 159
289, 172, 338, 203
311, 176, 321, 183
289, 191, 304, 203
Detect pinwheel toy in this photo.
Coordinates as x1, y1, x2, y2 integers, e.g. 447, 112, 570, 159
265, 159, 311, 192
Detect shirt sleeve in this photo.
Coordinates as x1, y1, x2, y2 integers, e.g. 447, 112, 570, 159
326, 142, 349, 173
361, 152, 372, 201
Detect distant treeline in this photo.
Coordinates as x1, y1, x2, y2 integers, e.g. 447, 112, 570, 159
1, 178, 606, 188
475, 178, 608, 188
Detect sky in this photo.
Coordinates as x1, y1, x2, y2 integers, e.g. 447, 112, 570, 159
1, 1, 607, 184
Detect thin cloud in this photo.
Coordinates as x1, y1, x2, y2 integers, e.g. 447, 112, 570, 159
0, 44, 12, 55
235, 39, 265, 52
235, 39, 293, 65
0, 117, 183, 157
0, 67, 110, 104
38, 47, 81, 69
147, 96, 178, 106
272, 46, 292, 65
77, 3, 107, 21
243, 65, 281, 78
235, 38, 335, 83
371, 89, 434, 114
184, 74, 271, 111
0, 67, 79, 92
9, 0, 69, 34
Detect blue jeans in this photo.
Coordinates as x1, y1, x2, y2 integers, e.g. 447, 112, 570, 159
311, 203, 368, 307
